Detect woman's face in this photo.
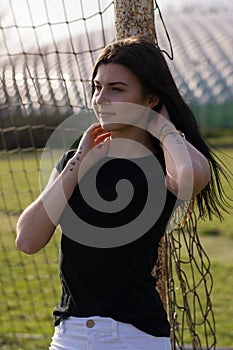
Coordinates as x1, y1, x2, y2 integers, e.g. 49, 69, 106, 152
92, 63, 157, 132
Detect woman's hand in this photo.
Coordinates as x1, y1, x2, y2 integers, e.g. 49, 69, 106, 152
66, 123, 111, 182
147, 105, 210, 200
157, 104, 171, 121
147, 105, 176, 141
78, 123, 111, 156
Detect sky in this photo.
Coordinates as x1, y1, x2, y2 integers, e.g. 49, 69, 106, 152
1, 0, 233, 53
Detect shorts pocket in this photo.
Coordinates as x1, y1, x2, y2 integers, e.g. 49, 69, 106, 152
118, 324, 171, 350
49, 322, 86, 350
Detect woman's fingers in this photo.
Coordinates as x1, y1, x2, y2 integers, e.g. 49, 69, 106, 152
75, 124, 111, 161
94, 132, 111, 145
85, 122, 101, 133
78, 124, 102, 150
147, 105, 174, 139
159, 105, 171, 121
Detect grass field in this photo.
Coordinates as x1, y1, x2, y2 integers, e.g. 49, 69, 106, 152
0, 147, 232, 349
198, 148, 233, 239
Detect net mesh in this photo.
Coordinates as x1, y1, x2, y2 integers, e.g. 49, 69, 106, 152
0, 1, 216, 349
166, 211, 216, 349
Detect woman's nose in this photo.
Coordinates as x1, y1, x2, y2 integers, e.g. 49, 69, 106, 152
95, 88, 110, 104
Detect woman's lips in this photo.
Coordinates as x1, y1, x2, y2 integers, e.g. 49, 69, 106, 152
98, 112, 115, 118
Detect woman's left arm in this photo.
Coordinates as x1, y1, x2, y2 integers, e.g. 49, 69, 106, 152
147, 106, 211, 200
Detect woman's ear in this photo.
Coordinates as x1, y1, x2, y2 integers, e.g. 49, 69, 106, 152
146, 95, 160, 109
153, 100, 163, 112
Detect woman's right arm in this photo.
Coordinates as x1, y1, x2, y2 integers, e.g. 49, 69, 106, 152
16, 124, 110, 255
15, 157, 81, 254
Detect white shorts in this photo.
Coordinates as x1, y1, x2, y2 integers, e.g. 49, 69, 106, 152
49, 316, 171, 350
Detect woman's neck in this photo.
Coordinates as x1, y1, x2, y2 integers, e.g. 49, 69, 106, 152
109, 127, 157, 158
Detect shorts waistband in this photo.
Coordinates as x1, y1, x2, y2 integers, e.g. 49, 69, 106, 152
51, 317, 171, 349
60, 316, 120, 335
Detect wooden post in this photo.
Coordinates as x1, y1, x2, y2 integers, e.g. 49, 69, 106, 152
114, 0, 167, 310
153, 236, 168, 311
114, 0, 156, 42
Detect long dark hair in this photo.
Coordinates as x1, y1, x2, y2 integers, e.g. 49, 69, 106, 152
91, 35, 232, 220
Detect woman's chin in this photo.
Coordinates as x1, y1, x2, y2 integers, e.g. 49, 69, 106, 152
100, 122, 123, 132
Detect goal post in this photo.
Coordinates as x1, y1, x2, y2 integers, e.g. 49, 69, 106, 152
114, 0, 168, 315
114, 0, 156, 41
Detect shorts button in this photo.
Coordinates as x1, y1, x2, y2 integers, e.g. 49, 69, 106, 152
86, 319, 95, 328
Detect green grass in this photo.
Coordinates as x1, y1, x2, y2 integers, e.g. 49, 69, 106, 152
171, 234, 233, 347
0, 220, 61, 349
210, 262, 233, 346
0, 150, 61, 349
0, 148, 233, 349
198, 148, 233, 239
0, 149, 62, 212
0, 151, 40, 212
203, 128, 233, 148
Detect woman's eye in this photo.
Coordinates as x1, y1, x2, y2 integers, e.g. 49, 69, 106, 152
112, 87, 122, 92
94, 85, 101, 92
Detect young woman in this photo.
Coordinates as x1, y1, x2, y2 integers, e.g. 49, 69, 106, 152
16, 35, 229, 350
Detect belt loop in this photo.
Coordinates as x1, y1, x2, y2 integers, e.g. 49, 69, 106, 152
59, 320, 66, 335
111, 319, 119, 339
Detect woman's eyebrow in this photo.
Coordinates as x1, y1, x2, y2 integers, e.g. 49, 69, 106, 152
94, 79, 128, 86
109, 81, 128, 86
